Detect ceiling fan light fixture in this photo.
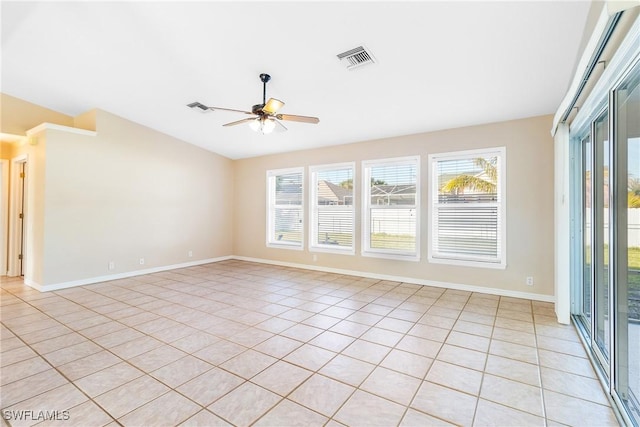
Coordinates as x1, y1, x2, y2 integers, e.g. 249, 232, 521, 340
262, 118, 276, 134
250, 117, 276, 134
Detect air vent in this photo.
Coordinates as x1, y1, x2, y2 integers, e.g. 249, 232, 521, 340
336, 46, 376, 70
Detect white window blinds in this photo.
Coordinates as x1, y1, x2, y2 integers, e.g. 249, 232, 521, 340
363, 157, 420, 259
267, 168, 303, 248
430, 148, 505, 267
310, 164, 355, 252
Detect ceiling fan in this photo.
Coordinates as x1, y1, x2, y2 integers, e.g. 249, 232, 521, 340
187, 73, 320, 134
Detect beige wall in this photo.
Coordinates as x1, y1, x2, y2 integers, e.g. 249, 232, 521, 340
1, 142, 15, 160
1, 96, 234, 287
234, 115, 555, 297
1, 93, 74, 135
2, 92, 555, 297
35, 110, 234, 286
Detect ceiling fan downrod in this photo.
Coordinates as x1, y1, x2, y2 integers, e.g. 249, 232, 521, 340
259, 73, 271, 106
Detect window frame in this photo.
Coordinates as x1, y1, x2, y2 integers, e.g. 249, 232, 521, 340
309, 162, 356, 254
266, 167, 305, 250
361, 156, 420, 261
428, 147, 507, 269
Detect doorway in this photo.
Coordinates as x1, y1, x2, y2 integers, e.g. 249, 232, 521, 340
8, 155, 27, 277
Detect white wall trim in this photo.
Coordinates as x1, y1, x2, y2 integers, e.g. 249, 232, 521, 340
25, 256, 232, 292
554, 123, 571, 324
7, 154, 27, 277
0, 160, 9, 275
26, 122, 97, 137
19, 253, 554, 303
233, 255, 555, 303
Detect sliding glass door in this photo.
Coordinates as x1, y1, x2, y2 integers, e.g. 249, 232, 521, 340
574, 57, 640, 426
613, 60, 640, 425
580, 134, 593, 333
577, 108, 611, 373
593, 109, 611, 365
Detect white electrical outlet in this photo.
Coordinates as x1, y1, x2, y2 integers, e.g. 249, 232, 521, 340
188, 251, 193, 257
526, 276, 534, 286
312, 254, 318, 262
139, 258, 145, 265
108, 261, 115, 270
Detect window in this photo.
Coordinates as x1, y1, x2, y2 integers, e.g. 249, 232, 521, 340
429, 148, 505, 267
310, 163, 355, 253
266, 168, 303, 249
362, 156, 419, 260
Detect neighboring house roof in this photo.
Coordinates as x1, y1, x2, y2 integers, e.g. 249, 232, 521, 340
318, 180, 353, 205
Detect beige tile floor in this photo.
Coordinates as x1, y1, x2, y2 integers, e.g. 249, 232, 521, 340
0, 260, 620, 427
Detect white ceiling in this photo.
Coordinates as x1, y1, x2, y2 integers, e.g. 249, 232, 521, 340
2, 1, 591, 159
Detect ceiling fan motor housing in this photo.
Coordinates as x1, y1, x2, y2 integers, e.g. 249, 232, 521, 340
252, 104, 266, 115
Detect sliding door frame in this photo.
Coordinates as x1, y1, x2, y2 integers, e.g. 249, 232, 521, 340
570, 26, 640, 424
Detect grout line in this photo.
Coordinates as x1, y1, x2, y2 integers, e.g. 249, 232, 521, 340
531, 298, 550, 427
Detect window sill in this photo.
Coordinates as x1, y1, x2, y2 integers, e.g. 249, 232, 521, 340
310, 246, 355, 255
428, 256, 506, 269
266, 243, 304, 251
361, 250, 420, 262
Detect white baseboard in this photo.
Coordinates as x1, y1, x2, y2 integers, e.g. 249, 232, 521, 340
26, 256, 233, 292
232, 256, 555, 303
21, 254, 554, 304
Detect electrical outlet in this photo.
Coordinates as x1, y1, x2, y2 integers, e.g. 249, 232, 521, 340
139, 258, 145, 265
188, 251, 193, 257
526, 276, 534, 286
108, 261, 115, 270
312, 254, 318, 262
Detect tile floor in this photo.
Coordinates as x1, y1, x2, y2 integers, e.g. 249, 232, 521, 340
0, 260, 620, 426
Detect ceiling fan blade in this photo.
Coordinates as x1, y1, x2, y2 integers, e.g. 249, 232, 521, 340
262, 98, 285, 114
274, 119, 288, 132
188, 102, 254, 115
209, 106, 254, 115
223, 118, 256, 127
187, 101, 212, 112
276, 114, 320, 124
